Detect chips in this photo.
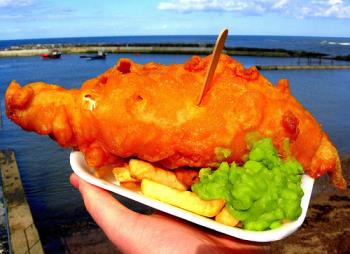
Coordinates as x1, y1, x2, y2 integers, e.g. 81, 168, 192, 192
112, 166, 138, 182
129, 159, 187, 191
215, 207, 239, 227
120, 182, 141, 192
141, 179, 225, 217
109, 158, 240, 227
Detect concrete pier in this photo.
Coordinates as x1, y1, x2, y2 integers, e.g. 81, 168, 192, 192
256, 65, 350, 70
1, 43, 349, 70
0, 150, 44, 254
0, 43, 329, 58
0, 45, 291, 57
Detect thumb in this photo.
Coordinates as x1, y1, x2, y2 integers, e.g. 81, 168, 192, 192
70, 174, 142, 246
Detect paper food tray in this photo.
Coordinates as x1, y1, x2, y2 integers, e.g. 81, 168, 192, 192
70, 151, 314, 242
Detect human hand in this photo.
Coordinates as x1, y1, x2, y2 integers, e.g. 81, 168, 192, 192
70, 173, 266, 254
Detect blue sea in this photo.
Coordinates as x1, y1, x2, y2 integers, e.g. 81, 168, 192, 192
0, 36, 350, 253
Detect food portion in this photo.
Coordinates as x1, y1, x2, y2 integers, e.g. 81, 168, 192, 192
108, 138, 305, 231
5, 54, 345, 189
141, 179, 225, 217
129, 159, 187, 191
215, 207, 239, 227
5, 53, 347, 232
192, 138, 304, 231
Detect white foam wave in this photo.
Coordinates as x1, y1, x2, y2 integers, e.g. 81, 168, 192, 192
323, 41, 350, 46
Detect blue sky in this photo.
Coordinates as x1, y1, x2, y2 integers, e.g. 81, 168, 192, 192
1, 0, 350, 39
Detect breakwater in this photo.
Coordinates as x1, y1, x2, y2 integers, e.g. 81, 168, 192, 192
256, 65, 350, 70
1, 43, 350, 70
0, 43, 334, 58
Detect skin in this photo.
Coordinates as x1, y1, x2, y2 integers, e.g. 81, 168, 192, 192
70, 173, 266, 254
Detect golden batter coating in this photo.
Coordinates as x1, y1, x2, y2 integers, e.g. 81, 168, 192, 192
5, 54, 346, 189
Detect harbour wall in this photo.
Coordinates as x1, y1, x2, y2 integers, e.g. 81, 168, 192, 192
0, 43, 332, 58
1, 44, 349, 70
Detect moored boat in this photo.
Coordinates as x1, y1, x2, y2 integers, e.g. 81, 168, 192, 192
80, 51, 106, 60
41, 49, 61, 59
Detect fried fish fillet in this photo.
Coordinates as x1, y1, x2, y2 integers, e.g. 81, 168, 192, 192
5, 54, 346, 189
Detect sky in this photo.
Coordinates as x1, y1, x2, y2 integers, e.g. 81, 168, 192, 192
0, 0, 350, 40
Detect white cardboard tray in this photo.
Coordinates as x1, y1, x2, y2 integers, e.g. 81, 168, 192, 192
70, 151, 314, 242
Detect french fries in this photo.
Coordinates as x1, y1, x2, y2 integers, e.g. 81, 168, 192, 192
109, 158, 241, 227
215, 207, 239, 227
121, 182, 141, 192
112, 166, 138, 182
129, 159, 187, 191
141, 179, 225, 217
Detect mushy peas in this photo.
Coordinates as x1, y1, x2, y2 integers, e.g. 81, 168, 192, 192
192, 138, 304, 231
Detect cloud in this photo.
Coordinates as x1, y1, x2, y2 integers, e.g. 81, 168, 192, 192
0, 0, 78, 22
157, 0, 350, 19
272, 0, 289, 9
157, 0, 267, 14
0, 0, 37, 22
301, 0, 350, 19
0, 0, 33, 8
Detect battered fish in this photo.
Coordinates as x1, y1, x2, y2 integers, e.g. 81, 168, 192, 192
5, 54, 346, 189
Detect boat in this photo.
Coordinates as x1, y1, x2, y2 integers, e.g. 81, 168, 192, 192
80, 51, 106, 60
41, 49, 61, 59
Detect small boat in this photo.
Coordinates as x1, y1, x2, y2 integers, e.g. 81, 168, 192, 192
42, 49, 61, 59
80, 51, 106, 60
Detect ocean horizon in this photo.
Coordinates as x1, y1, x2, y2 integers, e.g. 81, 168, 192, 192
2, 34, 350, 41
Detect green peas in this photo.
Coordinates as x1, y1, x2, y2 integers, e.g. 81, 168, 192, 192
281, 189, 299, 200
192, 138, 304, 231
245, 220, 270, 231
249, 147, 264, 161
284, 160, 303, 174
273, 208, 284, 220
227, 205, 249, 221
260, 211, 278, 222
269, 221, 282, 229
232, 196, 253, 210
288, 174, 302, 183
244, 160, 264, 173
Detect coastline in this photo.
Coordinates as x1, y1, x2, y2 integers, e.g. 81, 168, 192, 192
2, 43, 350, 70
0, 43, 338, 59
